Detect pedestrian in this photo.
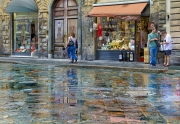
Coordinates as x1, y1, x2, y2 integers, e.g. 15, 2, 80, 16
161, 30, 172, 67
148, 27, 159, 66
67, 32, 77, 63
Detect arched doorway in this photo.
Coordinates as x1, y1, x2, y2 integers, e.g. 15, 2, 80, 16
53, 0, 78, 59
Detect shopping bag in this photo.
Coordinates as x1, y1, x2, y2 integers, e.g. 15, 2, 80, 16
160, 44, 164, 51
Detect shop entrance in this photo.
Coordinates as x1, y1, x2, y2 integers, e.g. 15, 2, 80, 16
87, 2, 150, 62
53, 0, 78, 59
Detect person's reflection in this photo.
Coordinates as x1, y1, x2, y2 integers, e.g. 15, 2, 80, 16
67, 68, 78, 105
67, 68, 77, 85
148, 74, 161, 101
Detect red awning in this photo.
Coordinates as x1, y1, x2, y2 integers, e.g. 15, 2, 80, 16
87, 2, 147, 17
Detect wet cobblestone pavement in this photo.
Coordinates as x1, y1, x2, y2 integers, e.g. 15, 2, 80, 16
0, 63, 180, 124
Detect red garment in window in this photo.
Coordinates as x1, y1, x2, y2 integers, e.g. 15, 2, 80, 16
97, 24, 102, 37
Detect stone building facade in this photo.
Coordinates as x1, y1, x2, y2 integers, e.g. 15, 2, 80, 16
0, 0, 179, 63
170, 0, 180, 63
0, 0, 11, 54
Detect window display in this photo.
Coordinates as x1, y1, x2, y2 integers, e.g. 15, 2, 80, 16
97, 17, 135, 51
13, 12, 38, 54
14, 21, 31, 53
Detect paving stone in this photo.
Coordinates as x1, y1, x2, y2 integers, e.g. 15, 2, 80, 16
0, 61, 179, 123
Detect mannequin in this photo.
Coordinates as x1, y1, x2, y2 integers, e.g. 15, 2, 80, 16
21, 26, 25, 45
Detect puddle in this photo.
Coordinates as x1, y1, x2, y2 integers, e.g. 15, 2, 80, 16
0, 63, 180, 123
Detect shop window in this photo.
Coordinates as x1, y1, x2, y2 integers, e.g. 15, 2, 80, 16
96, 17, 135, 51
13, 12, 38, 54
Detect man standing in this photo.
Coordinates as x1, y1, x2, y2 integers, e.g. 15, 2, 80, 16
161, 31, 172, 67
148, 27, 159, 66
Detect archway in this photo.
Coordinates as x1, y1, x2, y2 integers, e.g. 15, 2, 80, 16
48, 0, 79, 59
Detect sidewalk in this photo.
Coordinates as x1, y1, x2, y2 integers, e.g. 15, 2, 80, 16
0, 57, 180, 74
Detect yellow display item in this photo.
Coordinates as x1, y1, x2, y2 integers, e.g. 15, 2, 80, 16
144, 47, 149, 63
121, 44, 130, 50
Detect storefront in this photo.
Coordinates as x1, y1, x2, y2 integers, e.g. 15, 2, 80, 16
87, 2, 150, 61
6, 0, 38, 56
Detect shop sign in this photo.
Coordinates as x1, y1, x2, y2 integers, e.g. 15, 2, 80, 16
117, 16, 140, 21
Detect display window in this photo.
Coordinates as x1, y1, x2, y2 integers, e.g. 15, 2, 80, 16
96, 17, 135, 51
13, 12, 38, 55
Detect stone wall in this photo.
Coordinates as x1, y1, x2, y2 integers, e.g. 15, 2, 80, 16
0, 16, 3, 54
0, 0, 11, 55
170, 0, 180, 50
170, 0, 180, 64
0, 15, 11, 54
35, 0, 50, 58
150, 0, 166, 31
81, 1, 96, 60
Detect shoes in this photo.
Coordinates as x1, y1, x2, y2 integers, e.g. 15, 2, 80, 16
74, 58, 77, 63
150, 64, 156, 67
164, 64, 169, 67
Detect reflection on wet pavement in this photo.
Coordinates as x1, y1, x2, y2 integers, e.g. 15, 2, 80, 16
0, 63, 180, 124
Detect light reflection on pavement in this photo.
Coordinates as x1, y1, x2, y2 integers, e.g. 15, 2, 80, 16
0, 63, 180, 124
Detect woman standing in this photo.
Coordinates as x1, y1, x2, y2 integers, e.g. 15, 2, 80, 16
67, 32, 77, 63
148, 27, 159, 66
161, 30, 172, 67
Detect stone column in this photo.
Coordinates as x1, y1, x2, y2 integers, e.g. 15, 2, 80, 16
77, 0, 82, 60
38, 11, 48, 59
0, 16, 3, 54
170, 0, 180, 50
170, 0, 180, 64
0, 14, 11, 55
81, 5, 95, 60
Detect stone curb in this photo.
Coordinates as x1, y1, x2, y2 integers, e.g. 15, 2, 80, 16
0, 58, 179, 74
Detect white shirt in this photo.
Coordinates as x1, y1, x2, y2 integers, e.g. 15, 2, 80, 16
69, 36, 76, 46
164, 34, 172, 50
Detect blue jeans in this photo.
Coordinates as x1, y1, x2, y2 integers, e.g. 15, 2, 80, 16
69, 46, 76, 62
150, 47, 157, 65
67, 47, 71, 59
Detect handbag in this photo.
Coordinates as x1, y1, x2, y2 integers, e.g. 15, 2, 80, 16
68, 39, 74, 46
160, 44, 164, 51
155, 40, 160, 47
